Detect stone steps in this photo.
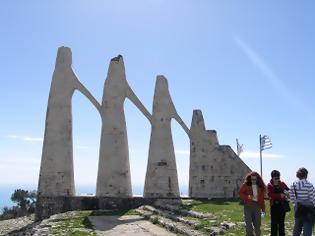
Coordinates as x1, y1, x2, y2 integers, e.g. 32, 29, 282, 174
135, 202, 238, 236
153, 201, 215, 219
142, 205, 200, 226
135, 207, 205, 236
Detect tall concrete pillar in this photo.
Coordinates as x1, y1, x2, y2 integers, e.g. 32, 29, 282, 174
144, 76, 189, 198
189, 110, 251, 198
38, 47, 100, 197
96, 55, 151, 197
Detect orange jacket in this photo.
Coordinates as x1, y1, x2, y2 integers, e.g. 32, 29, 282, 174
239, 183, 266, 212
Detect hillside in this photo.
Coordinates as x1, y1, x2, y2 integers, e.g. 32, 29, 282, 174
0, 199, 311, 236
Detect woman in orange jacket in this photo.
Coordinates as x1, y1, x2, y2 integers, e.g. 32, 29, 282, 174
239, 171, 266, 236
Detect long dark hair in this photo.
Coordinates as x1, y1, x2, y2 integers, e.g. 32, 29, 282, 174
244, 171, 266, 189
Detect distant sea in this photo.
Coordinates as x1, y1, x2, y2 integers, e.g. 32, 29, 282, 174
0, 184, 188, 213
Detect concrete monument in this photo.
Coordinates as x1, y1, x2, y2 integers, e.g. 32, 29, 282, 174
189, 110, 251, 198
38, 46, 252, 203
38, 47, 101, 197
143, 76, 189, 198
96, 55, 152, 197
36, 47, 253, 220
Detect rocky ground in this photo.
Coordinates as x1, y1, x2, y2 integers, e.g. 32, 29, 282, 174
0, 200, 241, 236
0, 214, 36, 235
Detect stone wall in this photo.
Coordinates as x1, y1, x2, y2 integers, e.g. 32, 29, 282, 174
35, 196, 167, 221
189, 110, 251, 198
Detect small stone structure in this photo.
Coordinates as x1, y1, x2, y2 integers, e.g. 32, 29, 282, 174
36, 46, 251, 220
189, 110, 251, 198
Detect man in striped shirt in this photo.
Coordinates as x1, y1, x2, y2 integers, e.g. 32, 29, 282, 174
289, 167, 315, 236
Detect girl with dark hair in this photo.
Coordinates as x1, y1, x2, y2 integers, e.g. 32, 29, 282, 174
239, 171, 266, 236
267, 170, 289, 236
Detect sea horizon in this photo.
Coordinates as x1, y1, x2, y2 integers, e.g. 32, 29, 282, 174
0, 184, 189, 213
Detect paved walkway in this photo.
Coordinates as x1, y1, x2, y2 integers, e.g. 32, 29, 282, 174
89, 215, 175, 236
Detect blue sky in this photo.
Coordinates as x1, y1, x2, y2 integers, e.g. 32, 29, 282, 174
1, 0, 315, 199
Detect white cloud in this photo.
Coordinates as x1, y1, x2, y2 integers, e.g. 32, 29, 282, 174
0, 155, 40, 165
0, 155, 40, 185
173, 148, 284, 159
240, 151, 284, 159
129, 149, 190, 156
7, 135, 43, 143
6, 135, 91, 150
175, 150, 189, 155
76, 145, 89, 149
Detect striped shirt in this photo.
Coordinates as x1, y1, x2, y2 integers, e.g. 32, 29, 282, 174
289, 179, 315, 207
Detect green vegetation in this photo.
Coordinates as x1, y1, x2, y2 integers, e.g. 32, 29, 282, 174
49, 211, 96, 236
90, 208, 137, 216
0, 189, 36, 220
182, 199, 302, 235
49, 209, 137, 235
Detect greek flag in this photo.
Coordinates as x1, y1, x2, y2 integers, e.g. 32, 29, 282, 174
260, 135, 272, 151
236, 138, 244, 156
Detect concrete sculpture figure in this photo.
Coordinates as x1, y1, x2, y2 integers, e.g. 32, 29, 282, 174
96, 55, 152, 197
143, 76, 189, 198
36, 46, 253, 220
38, 47, 101, 197
189, 110, 251, 198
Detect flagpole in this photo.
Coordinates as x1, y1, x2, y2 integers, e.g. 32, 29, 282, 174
259, 134, 262, 177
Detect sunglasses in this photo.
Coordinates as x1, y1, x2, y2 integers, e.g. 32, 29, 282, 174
274, 177, 280, 180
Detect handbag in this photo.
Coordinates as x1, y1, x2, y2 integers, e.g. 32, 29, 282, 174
281, 200, 291, 212
273, 184, 291, 212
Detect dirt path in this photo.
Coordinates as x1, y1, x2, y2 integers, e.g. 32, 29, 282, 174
89, 215, 176, 236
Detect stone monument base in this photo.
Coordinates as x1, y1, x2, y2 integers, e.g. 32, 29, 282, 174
35, 196, 182, 221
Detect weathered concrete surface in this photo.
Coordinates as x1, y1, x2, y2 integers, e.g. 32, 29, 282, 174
35, 196, 158, 220
96, 55, 151, 197
144, 76, 189, 198
189, 110, 251, 198
38, 47, 100, 197
89, 215, 175, 235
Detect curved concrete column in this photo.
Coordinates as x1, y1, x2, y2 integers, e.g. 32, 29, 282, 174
96, 55, 151, 197
38, 47, 101, 197
144, 75, 187, 198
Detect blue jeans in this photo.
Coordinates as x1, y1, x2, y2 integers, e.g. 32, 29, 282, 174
292, 217, 313, 236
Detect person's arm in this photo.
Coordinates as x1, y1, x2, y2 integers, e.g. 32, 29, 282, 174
283, 182, 289, 191
260, 188, 266, 212
309, 184, 315, 207
239, 184, 250, 201
289, 184, 296, 203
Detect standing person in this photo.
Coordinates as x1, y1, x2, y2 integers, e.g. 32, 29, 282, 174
267, 170, 290, 236
239, 171, 266, 236
290, 168, 315, 236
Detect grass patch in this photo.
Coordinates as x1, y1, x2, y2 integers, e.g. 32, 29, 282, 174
49, 209, 138, 235
181, 199, 312, 235
50, 211, 96, 236
90, 208, 137, 216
